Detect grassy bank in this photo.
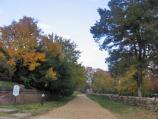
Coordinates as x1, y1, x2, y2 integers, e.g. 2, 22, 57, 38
0, 81, 75, 115
0, 81, 15, 89
88, 94, 158, 119
0, 95, 75, 116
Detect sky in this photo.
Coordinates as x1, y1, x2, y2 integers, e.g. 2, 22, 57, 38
0, 0, 109, 70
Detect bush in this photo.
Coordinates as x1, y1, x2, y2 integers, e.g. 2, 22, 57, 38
0, 61, 13, 81
0, 81, 15, 89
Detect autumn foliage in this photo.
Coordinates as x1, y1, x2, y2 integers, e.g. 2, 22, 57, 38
0, 16, 85, 97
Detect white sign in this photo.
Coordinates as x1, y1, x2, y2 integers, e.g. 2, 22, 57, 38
13, 85, 20, 96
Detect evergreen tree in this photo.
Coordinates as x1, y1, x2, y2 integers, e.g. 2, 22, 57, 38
91, 0, 158, 97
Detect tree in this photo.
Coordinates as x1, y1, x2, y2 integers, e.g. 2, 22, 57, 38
1, 16, 40, 50
48, 33, 80, 63
0, 16, 86, 97
47, 33, 86, 90
0, 61, 13, 81
0, 18, 60, 87
91, 0, 158, 97
0, 16, 45, 83
116, 66, 150, 96
92, 69, 114, 93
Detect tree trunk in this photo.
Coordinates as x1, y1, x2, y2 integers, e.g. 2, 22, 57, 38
137, 82, 142, 97
137, 69, 143, 97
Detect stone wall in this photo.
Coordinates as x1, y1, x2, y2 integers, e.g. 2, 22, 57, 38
93, 93, 158, 111
0, 89, 51, 104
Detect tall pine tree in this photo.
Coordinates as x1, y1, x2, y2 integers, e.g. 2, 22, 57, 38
91, 0, 158, 97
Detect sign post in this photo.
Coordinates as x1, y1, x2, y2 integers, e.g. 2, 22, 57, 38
13, 85, 20, 104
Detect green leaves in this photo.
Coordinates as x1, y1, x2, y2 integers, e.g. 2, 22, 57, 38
0, 16, 84, 97
92, 69, 115, 93
91, 0, 158, 96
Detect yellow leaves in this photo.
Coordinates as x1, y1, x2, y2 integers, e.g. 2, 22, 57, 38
117, 70, 150, 95
22, 52, 46, 71
92, 69, 114, 92
116, 66, 137, 94
23, 52, 46, 62
115, 66, 150, 95
42, 37, 64, 61
28, 62, 40, 71
36, 52, 46, 61
6, 60, 16, 66
0, 52, 4, 59
1, 38, 45, 72
0, 43, 45, 71
46, 67, 57, 80
6, 46, 17, 57
142, 75, 150, 95
49, 43, 62, 55
10, 17, 38, 50
6, 59, 16, 72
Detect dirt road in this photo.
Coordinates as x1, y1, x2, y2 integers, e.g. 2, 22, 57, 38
29, 94, 117, 119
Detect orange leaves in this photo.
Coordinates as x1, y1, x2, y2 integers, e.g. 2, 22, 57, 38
22, 52, 46, 71
28, 62, 40, 71
6, 59, 16, 72
42, 37, 64, 61
46, 67, 57, 80
36, 52, 46, 61
0, 44, 46, 71
6, 46, 17, 57
22, 52, 45, 63
0, 52, 4, 59
49, 43, 62, 55
6, 60, 16, 66
0, 42, 4, 59
1, 17, 38, 51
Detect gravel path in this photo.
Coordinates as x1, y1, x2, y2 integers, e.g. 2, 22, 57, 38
29, 94, 117, 119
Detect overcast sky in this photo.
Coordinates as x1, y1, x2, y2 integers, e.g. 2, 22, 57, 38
0, 0, 109, 70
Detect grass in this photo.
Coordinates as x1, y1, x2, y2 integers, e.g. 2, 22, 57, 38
88, 94, 158, 119
0, 95, 75, 116
0, 81, 15, 89
0, 81, 75, 116
73, 91, 82, 95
